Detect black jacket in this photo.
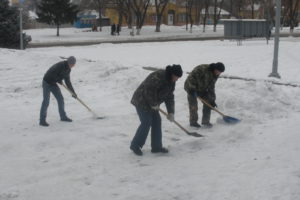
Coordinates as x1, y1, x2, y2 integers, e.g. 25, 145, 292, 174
43, 61, 75, 93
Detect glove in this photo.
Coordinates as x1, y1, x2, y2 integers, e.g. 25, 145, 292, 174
167, 113, 175, 122
72, 93, 77, 99
151, 105, 159, 111
210, 101, 217, 108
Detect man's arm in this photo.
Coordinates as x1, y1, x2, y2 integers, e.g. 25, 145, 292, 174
64, 75, 76, 97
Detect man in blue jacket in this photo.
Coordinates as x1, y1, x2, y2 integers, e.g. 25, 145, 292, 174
39, 56, 77, 127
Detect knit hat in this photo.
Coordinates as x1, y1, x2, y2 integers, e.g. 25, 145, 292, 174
209, 62, 225, 72
166, 64, 183, 77
67, 56, 76, 65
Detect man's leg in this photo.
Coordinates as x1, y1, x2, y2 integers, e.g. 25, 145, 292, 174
39, 81, 51, 126
150, 111, 162, 150
187, 93, 200, 127
202, 104, 211, 125
50, 84, 68, 120
131, 107, 152, 150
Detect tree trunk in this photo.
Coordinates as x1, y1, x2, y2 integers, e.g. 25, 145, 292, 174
155, 14, 162, 32
127, 11, 133, 29
203, 6, 208, 32
154, 0, 168, 33
187, 0, 194, 32
213, 0, 217, 32
118, 10, 123, 26
99, 9, 102, 32
213, 0, 224, 32
56, 24, 59, 36
251, 2, 254, 19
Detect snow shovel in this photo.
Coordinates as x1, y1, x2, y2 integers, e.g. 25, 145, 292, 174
197, 97, 240, 124
60, 83, 104, 119
158, 108, 203, 137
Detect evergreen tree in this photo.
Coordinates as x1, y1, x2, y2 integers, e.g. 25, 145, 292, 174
0, 0, 21, 49
36, 0, 79, 36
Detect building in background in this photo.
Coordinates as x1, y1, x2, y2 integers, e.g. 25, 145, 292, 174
74, 10, 110, 28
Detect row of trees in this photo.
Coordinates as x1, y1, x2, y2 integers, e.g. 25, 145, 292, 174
75, 0, 299, 34
8, 0, 300, 36
1, 0, 299, 48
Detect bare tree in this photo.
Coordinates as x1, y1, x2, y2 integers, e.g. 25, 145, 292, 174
245, 0, 260, 19
236, 0, 246, 18
131, 0, 150, 35
213, 0, 224, 32
194, 0, 204, 25
229, 0, 233, 18
282, 0, 300, 33
77, 0, 109, 31
115, 0, 125, 26
260, 0, 275, 33
186, 0, 195, 32
93, 0, 109, 31
202, 0, 210, 32
122, 0, 134, 29
154, 0, 169, 32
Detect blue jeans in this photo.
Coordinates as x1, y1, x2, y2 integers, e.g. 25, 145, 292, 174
40, 81, 67, 121
131, 107, 162, 150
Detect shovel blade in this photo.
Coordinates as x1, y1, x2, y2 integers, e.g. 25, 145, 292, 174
93, 114, 105, 120
188, 132, 204, 137
223, 115, 240, 124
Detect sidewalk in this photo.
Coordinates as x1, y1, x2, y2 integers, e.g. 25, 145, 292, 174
26, 25, 300, 48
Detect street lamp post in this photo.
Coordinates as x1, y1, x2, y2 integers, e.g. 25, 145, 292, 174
19, 7, 23, 50
269, 0, 281, 78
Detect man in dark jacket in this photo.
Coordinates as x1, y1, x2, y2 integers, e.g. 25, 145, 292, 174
130, 65, 183, 156
39, 56, 77, 126
184, 62, 225, 128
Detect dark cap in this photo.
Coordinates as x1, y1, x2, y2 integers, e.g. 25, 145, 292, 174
209, 62, 225, 72
67, 56, 76, 65
166, 64, 183, 77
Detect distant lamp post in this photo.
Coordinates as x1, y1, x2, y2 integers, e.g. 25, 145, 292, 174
19, 0, 24, 50
269, 0, 281, 78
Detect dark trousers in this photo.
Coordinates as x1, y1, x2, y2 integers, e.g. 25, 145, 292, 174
40, 81, 67, 121
187, 93, 211, 124
131, 107, 162, 150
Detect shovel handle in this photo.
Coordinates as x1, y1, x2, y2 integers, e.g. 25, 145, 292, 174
60, 83, 98, 117
197, 96, 225, 117
158, 108, 192, 136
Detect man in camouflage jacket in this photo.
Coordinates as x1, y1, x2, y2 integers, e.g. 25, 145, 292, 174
130, 65, 183, 156
184, 62, 225, 128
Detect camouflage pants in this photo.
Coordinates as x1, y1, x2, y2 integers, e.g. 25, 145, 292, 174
187, 93, 211, 124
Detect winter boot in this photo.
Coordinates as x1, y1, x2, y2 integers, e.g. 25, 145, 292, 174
61, 117, 72, 122
39, 120, 49, 127
190, 122, 201, 128
130, 145, 143, 156
202, 122, 213, 128
151, 147, 169, 153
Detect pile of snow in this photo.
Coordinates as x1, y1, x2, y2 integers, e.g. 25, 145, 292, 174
0, 39, 300, 200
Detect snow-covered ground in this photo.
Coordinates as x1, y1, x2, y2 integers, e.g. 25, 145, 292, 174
1, 33, 300, 200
